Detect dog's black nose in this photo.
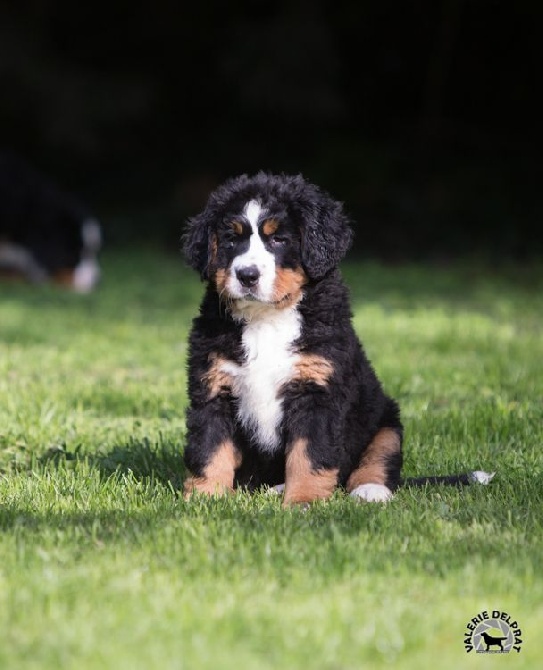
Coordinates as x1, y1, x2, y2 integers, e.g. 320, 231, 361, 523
236, 265, 260, 288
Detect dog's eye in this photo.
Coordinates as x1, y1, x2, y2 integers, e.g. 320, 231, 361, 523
270, 235, 288, 247
223, 232, 236, 248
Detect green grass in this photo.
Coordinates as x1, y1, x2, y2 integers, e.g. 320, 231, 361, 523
1, 250, 542, 669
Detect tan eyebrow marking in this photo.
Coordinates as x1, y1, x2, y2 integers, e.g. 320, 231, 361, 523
261, 219, 279, 236
231, 221, 244, 235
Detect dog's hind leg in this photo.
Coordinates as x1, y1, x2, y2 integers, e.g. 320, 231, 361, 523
347, 428, 402, 503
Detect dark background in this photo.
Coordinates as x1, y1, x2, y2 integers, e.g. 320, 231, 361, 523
1, 0, 541, 259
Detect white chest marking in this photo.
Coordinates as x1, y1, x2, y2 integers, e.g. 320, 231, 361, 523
223, 306, 301, 453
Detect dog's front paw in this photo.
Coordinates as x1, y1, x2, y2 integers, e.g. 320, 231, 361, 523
349, 483, 393, 503
183, 476, 233, 499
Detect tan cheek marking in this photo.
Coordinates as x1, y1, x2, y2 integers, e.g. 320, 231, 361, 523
184, 439, 241, 498
346, 428, 401, 491
209, 233, 218, 267
211, 230, 235, 294
272, 267, 307, 308
202, 353, 234, 399
283, 438, 338, 506
262, 219, 279, 236
215, 268, 228, 294
294, 354, 334, 386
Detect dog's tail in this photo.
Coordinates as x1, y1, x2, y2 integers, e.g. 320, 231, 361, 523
402, 470, 495, 487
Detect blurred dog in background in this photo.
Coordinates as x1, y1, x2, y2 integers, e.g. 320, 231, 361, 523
0, 153, 102, 292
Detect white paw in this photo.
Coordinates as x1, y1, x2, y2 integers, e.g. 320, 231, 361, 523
350, 483, 393, 503
264, 483, 285, 495
469, 471, 496, 485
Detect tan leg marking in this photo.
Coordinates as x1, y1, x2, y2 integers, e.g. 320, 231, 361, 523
283, 438, 338, 506
184, 440, 241, 498
293, 354, 334, 386
53, 269, 76, 287
346, 428, 401, 491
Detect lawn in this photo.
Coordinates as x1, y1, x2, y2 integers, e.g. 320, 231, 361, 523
1, 250, 542, 669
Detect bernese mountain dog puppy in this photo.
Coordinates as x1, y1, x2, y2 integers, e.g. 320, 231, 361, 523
182, 173, 493, 506
0, 153, 101, 292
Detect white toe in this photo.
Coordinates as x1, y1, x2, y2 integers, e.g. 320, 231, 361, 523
265, 483, 285, 495
350, 483, 393, 503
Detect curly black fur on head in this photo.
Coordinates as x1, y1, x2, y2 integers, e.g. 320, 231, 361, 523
182, 172, 353, 280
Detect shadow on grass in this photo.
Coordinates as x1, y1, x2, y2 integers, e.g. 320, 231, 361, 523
0, 506, 173, 537
37, 436, 187, 492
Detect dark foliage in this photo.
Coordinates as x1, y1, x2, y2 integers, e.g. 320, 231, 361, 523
0, 1, 540, 258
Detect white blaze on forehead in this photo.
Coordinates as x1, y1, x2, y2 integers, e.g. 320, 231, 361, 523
228, 199, 276, 301
244, 200, 263, 228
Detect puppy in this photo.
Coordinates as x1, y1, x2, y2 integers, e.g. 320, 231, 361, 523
182, 173, 494, 505
0, 153, 101, 292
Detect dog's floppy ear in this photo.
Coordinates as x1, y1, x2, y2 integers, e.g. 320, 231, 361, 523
182, 174, 250, 280
182, 209, 215, 280
298, 187, 353, 280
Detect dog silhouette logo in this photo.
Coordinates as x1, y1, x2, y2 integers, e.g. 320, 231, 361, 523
464, 610, 523, 653
480, 631, 508, 651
